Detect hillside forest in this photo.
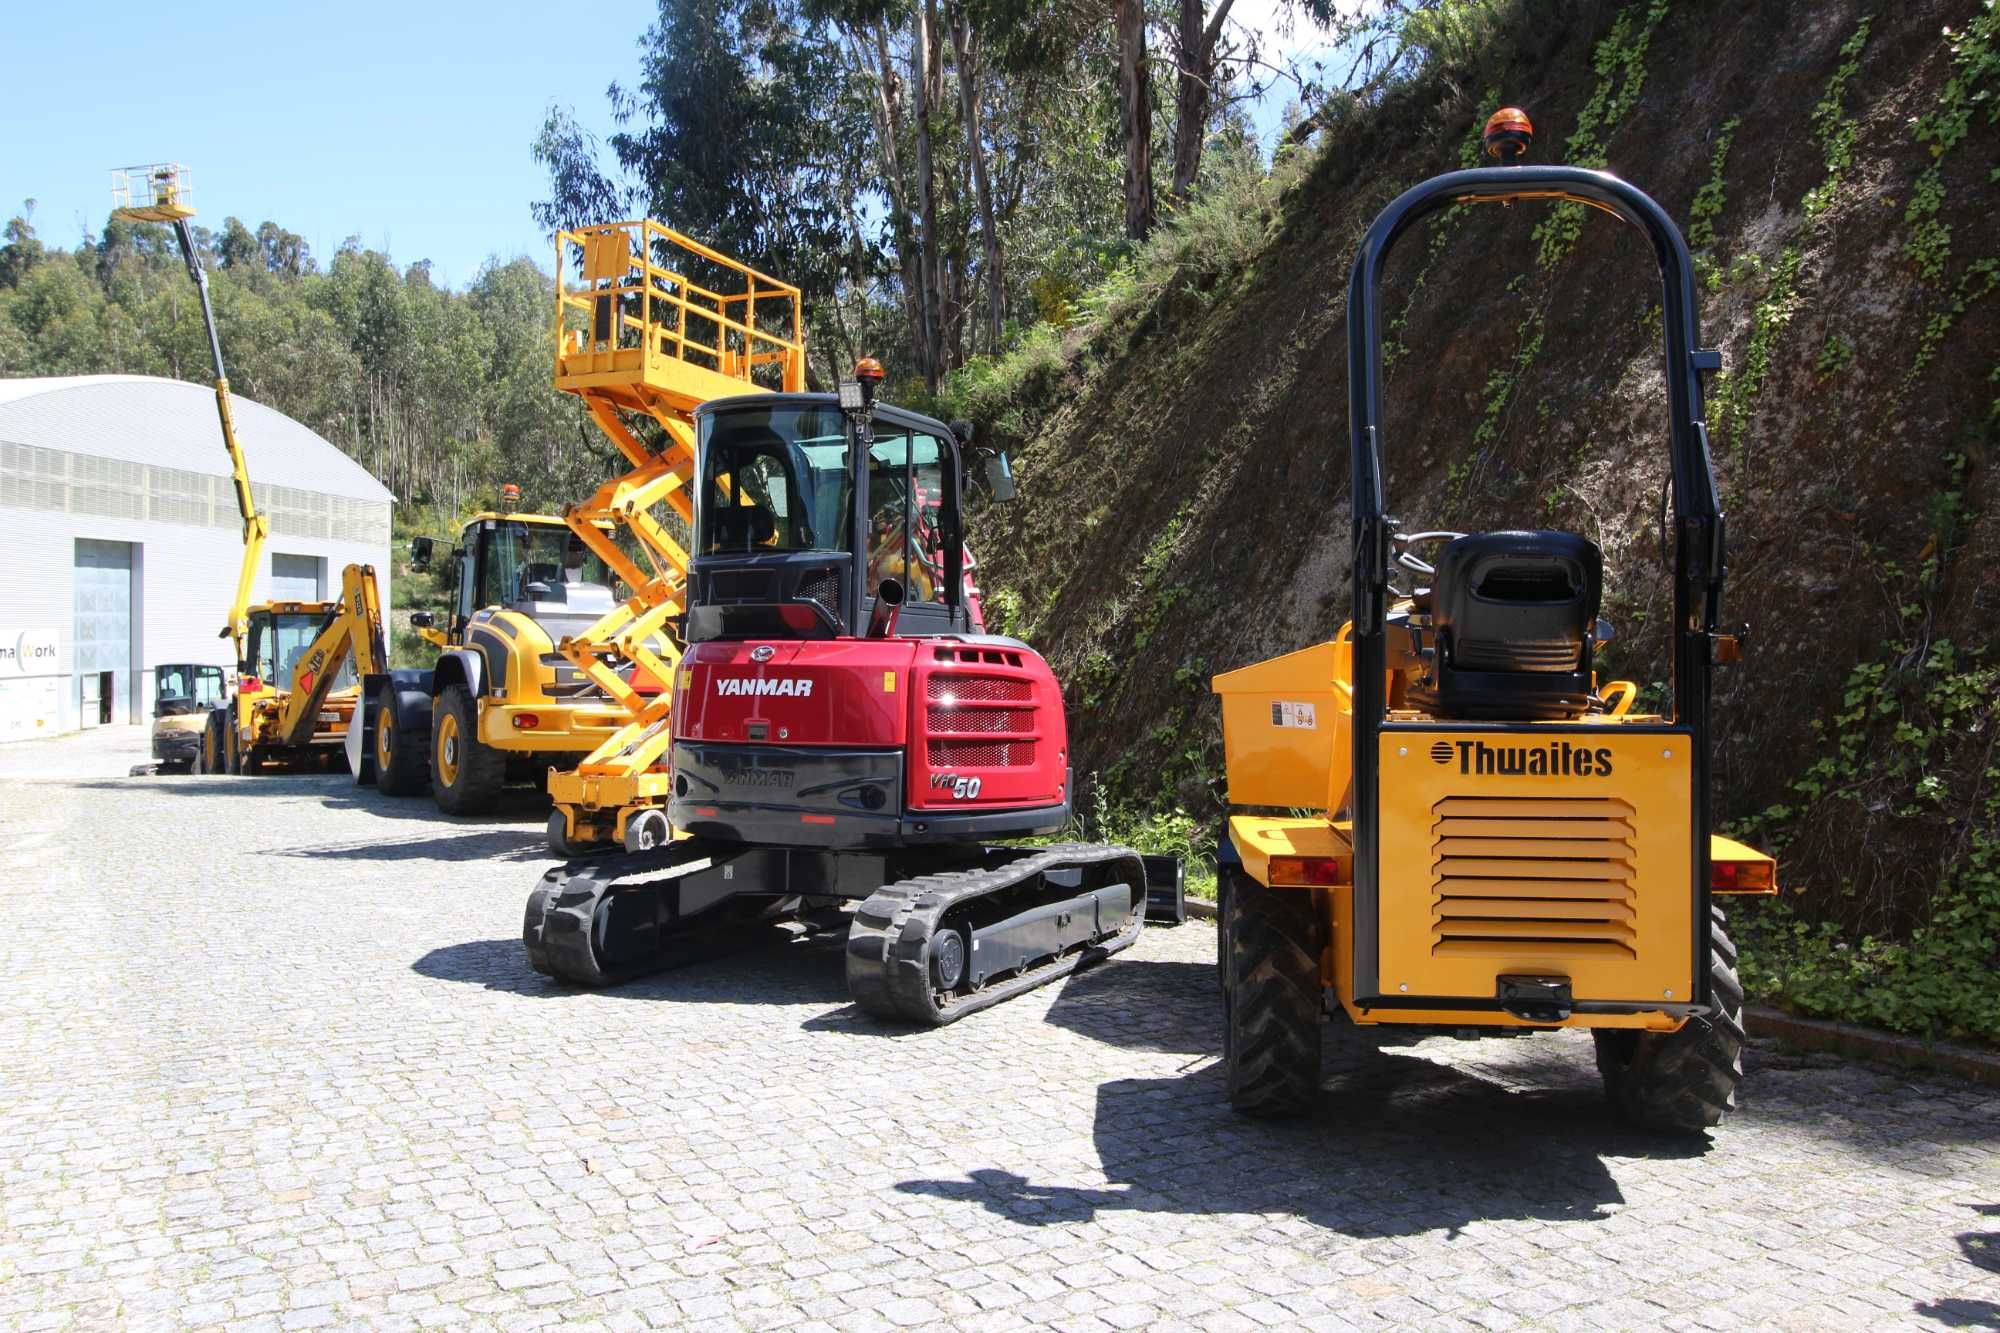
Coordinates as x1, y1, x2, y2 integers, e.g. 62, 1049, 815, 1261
2, 0, 1997, 1045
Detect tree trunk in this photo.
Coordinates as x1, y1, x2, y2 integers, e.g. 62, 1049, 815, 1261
1115, 0, 1155, 241
952, 11, 1006, 350
912, 1, 946, 391
1170, 0, 1234, 204
858, 23, 928, 379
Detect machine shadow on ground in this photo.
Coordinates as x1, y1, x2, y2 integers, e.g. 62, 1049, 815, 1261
76, 774, 551, 827
895, 951, 1709, 1240
1915, 1203, 2000, 1326
413, 927, 852, 1005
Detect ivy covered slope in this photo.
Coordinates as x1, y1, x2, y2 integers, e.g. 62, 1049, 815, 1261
959, 0, 2000, 1043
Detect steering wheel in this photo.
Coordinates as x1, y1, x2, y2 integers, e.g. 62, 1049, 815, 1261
1390, 529, 1466, 585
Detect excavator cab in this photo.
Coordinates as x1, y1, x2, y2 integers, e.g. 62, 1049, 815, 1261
686, 398, 975, 643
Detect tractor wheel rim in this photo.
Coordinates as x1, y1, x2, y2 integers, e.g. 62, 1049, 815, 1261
437, 715, 460, 786
377, 707, 394, 769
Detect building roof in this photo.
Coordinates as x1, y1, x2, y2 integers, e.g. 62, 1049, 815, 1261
0, 375, 393, 504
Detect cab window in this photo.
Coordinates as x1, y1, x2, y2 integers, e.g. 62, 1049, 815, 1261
864, 430, 950, 605
246, 612, 326, 685
479, 522, 615, 607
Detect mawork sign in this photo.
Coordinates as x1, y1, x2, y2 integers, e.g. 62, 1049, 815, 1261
1, 628, 60, 676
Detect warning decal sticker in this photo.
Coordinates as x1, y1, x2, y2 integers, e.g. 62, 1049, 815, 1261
1268, 701, 1317, 729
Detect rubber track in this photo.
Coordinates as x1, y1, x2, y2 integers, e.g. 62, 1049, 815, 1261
523, 840, 735, 987
844, 842, 1148, 1027
1223, 869, 1323, 1117
1594, 904, 1747, 1134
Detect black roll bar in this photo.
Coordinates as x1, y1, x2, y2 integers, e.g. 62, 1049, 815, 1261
1342, 164, 1727, 1005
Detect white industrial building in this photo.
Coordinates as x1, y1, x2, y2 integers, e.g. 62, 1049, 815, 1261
0, 375, 393, 740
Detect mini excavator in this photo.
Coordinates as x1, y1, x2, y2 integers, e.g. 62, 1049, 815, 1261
522, 219, 1180, 1022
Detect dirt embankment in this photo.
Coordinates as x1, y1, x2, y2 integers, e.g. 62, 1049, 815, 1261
970, 0, 1997, 926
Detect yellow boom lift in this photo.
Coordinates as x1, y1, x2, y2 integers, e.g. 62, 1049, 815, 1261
110, 165, 374, 774
539, 220, 804, 854
1210, 111, 1776, 1135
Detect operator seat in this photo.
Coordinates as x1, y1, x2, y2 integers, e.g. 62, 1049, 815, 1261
1410, 530, 1602, 720
517, 562, 562, 598
711, 508, 777, 551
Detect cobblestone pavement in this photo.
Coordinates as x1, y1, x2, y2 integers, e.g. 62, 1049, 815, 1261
2, 734, 1996, 1332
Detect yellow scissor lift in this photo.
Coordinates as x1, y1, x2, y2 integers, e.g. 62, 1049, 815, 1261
543, 220, 804, 854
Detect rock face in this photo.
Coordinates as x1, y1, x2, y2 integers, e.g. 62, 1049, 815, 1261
971, 0, 1997, 933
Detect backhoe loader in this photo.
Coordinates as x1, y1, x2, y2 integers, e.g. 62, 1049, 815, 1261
1211, 110, 1776, 1134
106, 166, 377, 778
199, 562, 389, 773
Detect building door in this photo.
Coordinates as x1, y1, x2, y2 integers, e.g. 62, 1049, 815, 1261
74, 539, 134, 727
270, 553, 325, 601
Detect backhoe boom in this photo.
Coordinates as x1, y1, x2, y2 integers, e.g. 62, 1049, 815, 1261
277, 564, 387, 747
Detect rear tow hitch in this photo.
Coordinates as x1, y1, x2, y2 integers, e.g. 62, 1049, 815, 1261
1497, 975, 1573, 1024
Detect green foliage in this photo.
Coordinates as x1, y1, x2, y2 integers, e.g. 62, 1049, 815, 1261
1899, 5, 2000, 371
937, 323, 1068, 446
1687, 115, 1740, 289
1710, 246, 1802, 468
982, 586, 1025, 639
1814, 334, 1855, 377
1801, 17, 1874, 219
1076, 778, 1219, 901
1532, 0, 1670, 271
1911, 258, 2000, 376
1734, 639, 2000, 1045
1686, 116, 1740, 254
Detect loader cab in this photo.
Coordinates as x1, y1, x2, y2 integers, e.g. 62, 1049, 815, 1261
441, 514, 619, 642
242, 607, 334, 693
686, 394, 973, 642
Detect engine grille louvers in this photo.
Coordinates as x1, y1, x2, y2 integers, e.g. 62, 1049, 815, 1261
1429, 796, 1638, 960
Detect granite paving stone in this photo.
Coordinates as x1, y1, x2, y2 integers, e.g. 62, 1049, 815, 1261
1, 728, 1995, 1330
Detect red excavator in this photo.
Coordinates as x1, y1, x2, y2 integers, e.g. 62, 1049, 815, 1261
524, 360, 1183, 1023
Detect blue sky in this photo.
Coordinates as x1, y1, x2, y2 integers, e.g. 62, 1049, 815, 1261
4, 0, 651, 288
6, 0, 1345, 290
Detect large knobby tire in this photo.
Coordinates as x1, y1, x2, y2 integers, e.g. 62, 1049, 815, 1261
372, 699, 429, 797
431, 685, 504, 815
1593, 904, 1747, 1135
1222, 867, 1324, 1118
196, 709, 225, 775
224, 717, 243, 775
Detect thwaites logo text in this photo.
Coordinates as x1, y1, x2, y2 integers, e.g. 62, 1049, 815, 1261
1437, 738, 1615, 778
714, 677, 814, 698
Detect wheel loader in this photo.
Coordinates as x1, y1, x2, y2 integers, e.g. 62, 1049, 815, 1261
1210, 110, 1776, 1134
347, 499, 668, 813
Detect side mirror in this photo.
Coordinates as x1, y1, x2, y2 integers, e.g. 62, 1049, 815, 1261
409, 536, 436, 573
983, 452, 1017, 503
410, 611, 436, 630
